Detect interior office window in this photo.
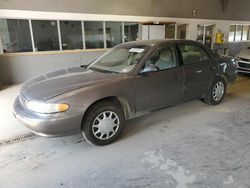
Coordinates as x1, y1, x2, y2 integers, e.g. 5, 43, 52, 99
60, 21, 83, 50
32, 20, 59, 51
84, 21, 104, 49
248, 26, 250, 41
235, 25, 243, 41
205, 25, 213, 48
197, 25, 205, 43
177, 24, 187, 39
124, 22, 139, 42
165, 24, 175, 39
229, 25, 236, 42
0, 19, 32, 53
105, 22, 122, 48
242, 25, 249, 41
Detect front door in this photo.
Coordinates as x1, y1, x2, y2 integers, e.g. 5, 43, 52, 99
134, 45, 184, 112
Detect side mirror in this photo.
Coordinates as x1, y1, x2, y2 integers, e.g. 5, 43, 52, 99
140, 65, 159, 74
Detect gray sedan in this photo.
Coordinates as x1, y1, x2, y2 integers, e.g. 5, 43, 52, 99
14, 40, 237, 145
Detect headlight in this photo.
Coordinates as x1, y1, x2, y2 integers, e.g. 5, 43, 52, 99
26, 101, 69, 114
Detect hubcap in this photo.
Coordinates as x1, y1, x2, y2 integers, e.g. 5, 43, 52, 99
212, 81, 225, 101
92, 111, 120, 140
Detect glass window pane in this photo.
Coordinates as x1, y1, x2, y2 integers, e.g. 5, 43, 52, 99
205, 25, 214, 48
146, 46, 177, 70
235, 25, 243, 41
179, 44, 209, 65
0, 19, 32, 53
197, 25, 205, 43
248, 26, 250, 41
229, 25, 236, 42
84, 21, 104, 49
242, 25, 249, 41
32, 20, 59, 51
165, 24, 175, 39
105, 22, 122, 48
177, 24, 187, 39
124, 22, 139, 42
60, 21, 83, 50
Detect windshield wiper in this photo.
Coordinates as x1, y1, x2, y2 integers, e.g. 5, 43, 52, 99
80, 64, 88, 69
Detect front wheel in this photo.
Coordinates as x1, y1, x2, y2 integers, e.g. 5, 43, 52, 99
81, 101, 125, 146
203, 77, 227, 105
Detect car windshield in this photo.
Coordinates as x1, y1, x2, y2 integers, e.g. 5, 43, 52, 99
88, 46, 148, 73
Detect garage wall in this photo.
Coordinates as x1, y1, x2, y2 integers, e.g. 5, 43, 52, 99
0, 51, 105, 84
1, 1, 250, 84
1, 0, 250, 21
1, 41, 248, 84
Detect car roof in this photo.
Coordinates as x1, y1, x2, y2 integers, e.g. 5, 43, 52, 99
118, 39, 196, 48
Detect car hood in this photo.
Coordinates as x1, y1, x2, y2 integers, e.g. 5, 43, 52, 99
20, 66, 120, 101
237, 49, 250, 59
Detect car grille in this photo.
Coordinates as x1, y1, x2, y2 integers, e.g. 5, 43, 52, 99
238, 62, 250, 69
237, 59, 250, 73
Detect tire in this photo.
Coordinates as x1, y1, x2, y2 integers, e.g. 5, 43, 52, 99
81, 101, 125, 146
203, 77, 227, 105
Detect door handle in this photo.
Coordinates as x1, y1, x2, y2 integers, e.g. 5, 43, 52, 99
196, 70, 203, 74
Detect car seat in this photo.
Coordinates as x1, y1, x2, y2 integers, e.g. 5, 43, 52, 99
155, 49, 176, 70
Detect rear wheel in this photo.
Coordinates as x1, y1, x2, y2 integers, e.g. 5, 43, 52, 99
81, 101, 125, 146
203, 77, 227, 105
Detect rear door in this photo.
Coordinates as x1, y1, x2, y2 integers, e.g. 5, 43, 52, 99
177, 43, 217, 101
134, 44, 184, 112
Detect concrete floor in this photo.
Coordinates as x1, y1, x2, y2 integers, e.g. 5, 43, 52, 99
0, 76, 250, 188
0, 84, 30, 140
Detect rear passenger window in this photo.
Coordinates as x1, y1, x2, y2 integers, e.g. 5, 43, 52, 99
179, 44, 209, 65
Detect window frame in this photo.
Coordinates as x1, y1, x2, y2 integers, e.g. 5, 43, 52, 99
0, 18, 33, 53
165, 23, 176, 39
105, 21, 123, 48
138, 43, 179, 74
242, 25, 249, 41
176, 24, 188, 40
229, 25, 236, 42
124, 22, 140, 42
59, 20, 84, 50
31, 19, 60, 52
235, 25, 243, 41
84, 21, 105, 49
229, 24, 250, 43
0, 18, 141, 54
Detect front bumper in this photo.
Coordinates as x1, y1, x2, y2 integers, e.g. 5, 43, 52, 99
13, 96, 83, 137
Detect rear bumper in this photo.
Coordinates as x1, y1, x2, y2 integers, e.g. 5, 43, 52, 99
13, 96, 83, 137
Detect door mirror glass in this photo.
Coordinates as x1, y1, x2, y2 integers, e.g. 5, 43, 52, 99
140, 65, 159, 74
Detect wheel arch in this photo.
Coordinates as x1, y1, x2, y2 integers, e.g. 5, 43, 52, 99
81, 96, 131, 129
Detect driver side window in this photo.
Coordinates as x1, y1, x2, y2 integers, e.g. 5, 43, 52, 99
145, 46, 177, 71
